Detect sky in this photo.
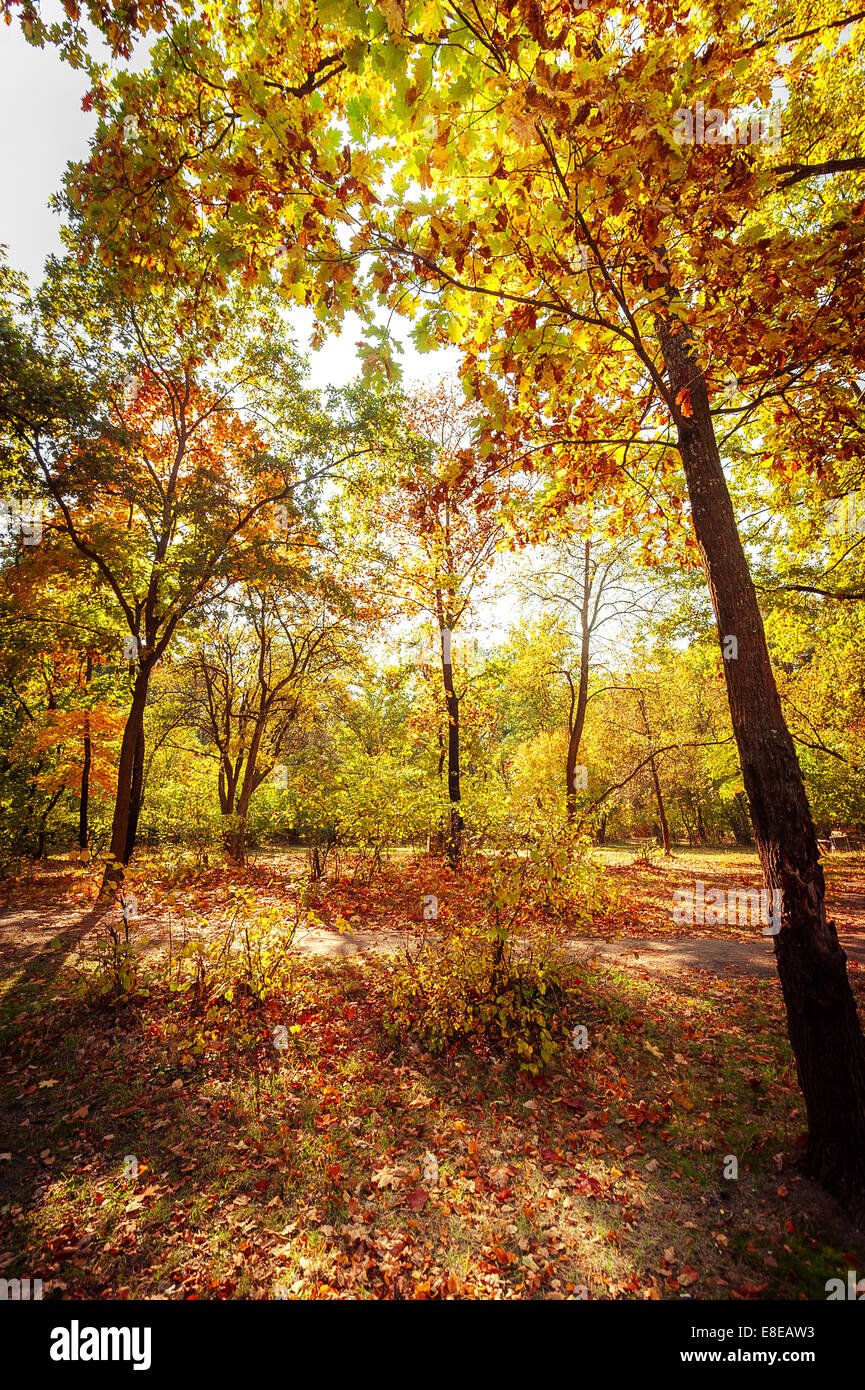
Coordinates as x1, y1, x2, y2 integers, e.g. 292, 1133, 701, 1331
0, 11, 507, 646
0, 10, 458, 392
0, 11, 639, 656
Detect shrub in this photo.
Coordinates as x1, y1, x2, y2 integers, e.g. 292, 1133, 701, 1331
384, 921, 573, 1075
72, 882, 150, 1006
476, 818, 620, 930
168, 886, 299, 1013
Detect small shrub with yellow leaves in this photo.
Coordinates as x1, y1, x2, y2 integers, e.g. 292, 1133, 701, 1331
384, 921, 573, 1075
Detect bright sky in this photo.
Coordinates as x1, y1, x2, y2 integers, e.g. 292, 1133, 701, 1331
0, 12, 457, 392
0, 12, 599, 652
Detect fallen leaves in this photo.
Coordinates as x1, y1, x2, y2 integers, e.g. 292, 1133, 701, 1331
2, 851, 860, 1304
371, 1166, 402, 1190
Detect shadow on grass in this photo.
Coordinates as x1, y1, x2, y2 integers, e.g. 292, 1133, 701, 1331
0, 948, 863, 1300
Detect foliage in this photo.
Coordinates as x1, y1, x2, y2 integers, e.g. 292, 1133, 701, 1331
72, 886, 149, 1005
385, 919, 573, 1076
167, 885, 300, 1014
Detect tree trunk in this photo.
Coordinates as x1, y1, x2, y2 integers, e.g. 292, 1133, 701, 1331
441, 626, 462, 867
696, 803, 709, 847
596, 811, 607, 845
103, 667, 150, 891
78, 650, 92, 852
680, 799, 696, 848
566, 542, 592, 822
648, 754, 671, 855
79, 723, 91, 852
123, 726, 145, 864
226, 717, 267, 864
656, 310, 865, 1219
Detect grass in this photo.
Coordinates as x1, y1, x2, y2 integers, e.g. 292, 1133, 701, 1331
1, 851, 864, 1300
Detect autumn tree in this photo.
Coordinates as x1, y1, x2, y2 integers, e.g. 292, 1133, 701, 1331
354, 383, 505, 863
182, 561, 369, 862
0, 261, 342, 887
515, 528, 648, 820
339, 0, 865, 1217
56, 0, 865, 1215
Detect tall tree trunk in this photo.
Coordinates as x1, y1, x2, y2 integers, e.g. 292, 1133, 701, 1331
566, 541, 592, 822
103, 667, 150, 891
649, 754, 671, 855
79, 725, 91, 852
680, 798, 696, 848
696, 803, 708, 847
123, 726, 145, 864
656, 311, 865, 1219
441, 626, 462, 866
218, 760, 238, 855
79, 650, 92, 852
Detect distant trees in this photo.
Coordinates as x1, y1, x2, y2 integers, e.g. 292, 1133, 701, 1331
183, 569, 364, 863
361, 384, 505, 864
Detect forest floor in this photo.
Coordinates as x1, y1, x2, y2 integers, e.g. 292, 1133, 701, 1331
1, 845, 864, 1300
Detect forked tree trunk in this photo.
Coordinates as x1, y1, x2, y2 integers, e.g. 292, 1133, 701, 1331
225, 717, 268, 864
656, 312, 865, 1220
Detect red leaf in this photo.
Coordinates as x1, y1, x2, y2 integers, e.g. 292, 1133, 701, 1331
406, 1188, 429, 1211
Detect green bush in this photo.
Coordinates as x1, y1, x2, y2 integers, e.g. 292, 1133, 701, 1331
384, 921, 573, 1075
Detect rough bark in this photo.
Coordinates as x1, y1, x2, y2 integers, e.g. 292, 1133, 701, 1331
656, 310, 865, 1220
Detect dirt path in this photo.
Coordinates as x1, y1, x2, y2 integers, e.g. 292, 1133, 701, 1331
2, 900, 864, 986
290, 924, 865, 978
